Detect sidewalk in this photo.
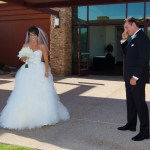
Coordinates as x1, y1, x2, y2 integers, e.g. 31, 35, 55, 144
0, 74, 150, 150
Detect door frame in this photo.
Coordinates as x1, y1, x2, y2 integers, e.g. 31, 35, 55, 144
144, 22, 150, 38
77, 25, 90, 76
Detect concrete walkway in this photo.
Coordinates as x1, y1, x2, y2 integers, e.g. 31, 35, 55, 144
0, 74, 150, 150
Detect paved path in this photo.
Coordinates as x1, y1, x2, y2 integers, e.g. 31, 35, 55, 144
0, 75, 150, 150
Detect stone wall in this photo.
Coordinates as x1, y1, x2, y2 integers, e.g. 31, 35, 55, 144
50, 7, 72, 76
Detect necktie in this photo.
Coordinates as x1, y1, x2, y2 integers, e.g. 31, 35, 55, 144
126, 36, 132, 47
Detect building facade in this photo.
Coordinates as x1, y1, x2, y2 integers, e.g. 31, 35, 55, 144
72, 1, 150, 76
0, 1, 150, 76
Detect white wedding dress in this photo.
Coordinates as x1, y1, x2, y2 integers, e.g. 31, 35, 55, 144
0, 50, 70, 130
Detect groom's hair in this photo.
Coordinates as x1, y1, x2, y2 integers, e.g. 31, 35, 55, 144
28, 26, 39, 36
124, 17, 140, 27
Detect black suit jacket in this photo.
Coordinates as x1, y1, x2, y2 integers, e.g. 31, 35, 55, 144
121, 30, 150, 83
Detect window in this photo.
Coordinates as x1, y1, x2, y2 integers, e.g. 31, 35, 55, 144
128, 2, 144, 19
78, 6, 88, 23
146, 2, 150, 19
89, 4, 126, 23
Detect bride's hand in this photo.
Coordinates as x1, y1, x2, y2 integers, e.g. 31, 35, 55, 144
45, 72, 49, 78
20, 56, 29, 62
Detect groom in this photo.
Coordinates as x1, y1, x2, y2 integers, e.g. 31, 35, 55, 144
118, 17, 150, 141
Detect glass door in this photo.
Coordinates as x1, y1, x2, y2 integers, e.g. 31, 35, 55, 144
78, 27, 89, 76
146, 26, 150, 39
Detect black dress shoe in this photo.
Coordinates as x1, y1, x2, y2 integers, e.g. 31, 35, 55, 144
132, 132, 149, 141
118, 124, 136, 131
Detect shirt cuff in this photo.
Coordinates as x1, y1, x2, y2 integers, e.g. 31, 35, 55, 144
132, 76, 139, 80
120, 39, 126, 44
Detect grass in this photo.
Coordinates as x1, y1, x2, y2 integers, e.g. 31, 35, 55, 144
0, 143, 34, 150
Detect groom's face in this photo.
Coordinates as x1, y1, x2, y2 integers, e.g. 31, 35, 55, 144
124, 22, 136, 36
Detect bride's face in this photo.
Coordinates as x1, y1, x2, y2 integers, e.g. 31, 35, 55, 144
29, 32, 38, 42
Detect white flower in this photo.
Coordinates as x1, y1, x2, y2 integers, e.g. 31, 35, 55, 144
18, 47, 33, 68
18, 47, 33, 58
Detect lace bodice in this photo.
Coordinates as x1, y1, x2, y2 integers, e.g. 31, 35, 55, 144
28, 50, 42, 64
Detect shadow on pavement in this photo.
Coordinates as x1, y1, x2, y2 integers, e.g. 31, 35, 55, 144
0, 75, 150, 150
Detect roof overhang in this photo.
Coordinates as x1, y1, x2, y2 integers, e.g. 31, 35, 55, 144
2, 0, 145, 8
0, 0, 146, 16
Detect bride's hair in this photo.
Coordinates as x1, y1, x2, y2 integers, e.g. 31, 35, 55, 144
25, 26, 49, 52
28, 26, 39, 36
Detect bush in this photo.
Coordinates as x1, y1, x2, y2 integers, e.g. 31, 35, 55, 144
0, 62, 5, 69
0, 62, 10, 72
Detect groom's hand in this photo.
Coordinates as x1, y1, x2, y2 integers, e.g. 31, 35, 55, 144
130, 77, 137, 85
122, 31, 128, 40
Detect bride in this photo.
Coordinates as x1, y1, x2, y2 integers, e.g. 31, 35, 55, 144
0, 26, 70, 130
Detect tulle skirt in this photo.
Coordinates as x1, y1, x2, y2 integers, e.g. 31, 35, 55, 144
0, 62, 70, 130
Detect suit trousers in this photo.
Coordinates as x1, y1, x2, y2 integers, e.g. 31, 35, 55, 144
125, 81, 149, 134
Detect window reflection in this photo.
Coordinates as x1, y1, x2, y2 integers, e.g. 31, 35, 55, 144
78, 6, 87, 23
89, 4, 126, 22
147, 27, 150, 39
146, 2, 150, 21
80, 28, 88, 52
128, 2, 144, 20
73, 2, 149, 24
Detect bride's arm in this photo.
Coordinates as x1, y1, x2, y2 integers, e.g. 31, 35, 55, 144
41, 44, 49, 77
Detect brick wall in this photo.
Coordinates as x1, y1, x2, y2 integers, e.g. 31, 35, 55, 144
50, 7, 72, 76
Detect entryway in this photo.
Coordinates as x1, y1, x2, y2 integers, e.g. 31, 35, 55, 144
73, 25, 124, 76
